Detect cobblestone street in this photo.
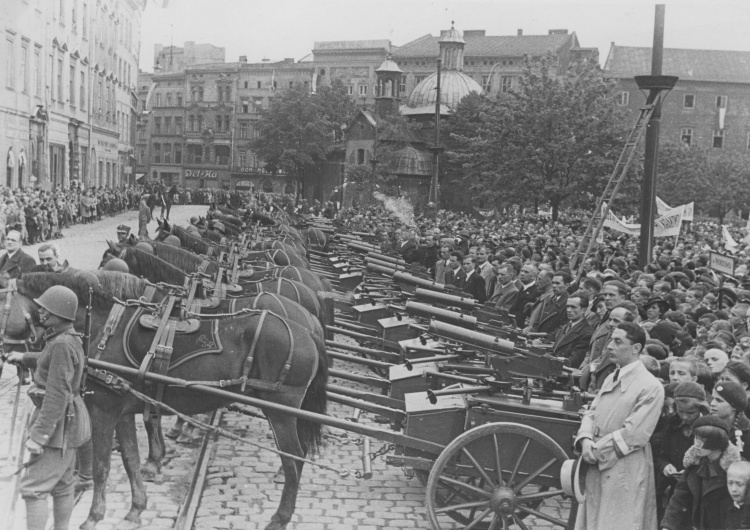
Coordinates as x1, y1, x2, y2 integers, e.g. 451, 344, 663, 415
0, 206, 572, 529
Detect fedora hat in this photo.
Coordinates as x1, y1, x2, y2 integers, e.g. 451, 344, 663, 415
561, 456, 588, 503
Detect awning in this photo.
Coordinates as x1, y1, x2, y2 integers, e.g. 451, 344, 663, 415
136, 173, 146, 184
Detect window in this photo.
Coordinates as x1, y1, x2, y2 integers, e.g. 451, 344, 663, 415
197, 115, 203, 131
683, 94, 695, 109
57, 56, 63, 101
69, 62, 75, 105
80, 70, 85, 108
138, 128, 146, 140
244, 81, 248, 88
616, 91, 630, 106
155, 93, 161, 106
225, 86, 231, 101
716, 95, 728, 109
252, 127, 259, 139
501, 76, 512, 93
164, 117, 171, 134
176, 93, 182, 106
166, 93, 172, 106
358, 85, 367, 96
681, 128, 693, 146
289, 81, 293, 89
190, 86, 195, 101
347, 85, 353, 95
153, 143, 161, 163
188, 115, 195, 131
175, 117, 182, 135
217, 85, 223, 102
713, 130, 724, 148
399, 79, 406, 94
240, 122, 248, 138
224, 115, 230, 132
163, 143, 171, 164
216, 116, 222, 132
175, 144, 182, 164
256, 81, 261, 89
481, 75, 491, 92
357, 149, 365, 165
253, 97, 262, 107
6, 36, 15, 90
34, 47, 40, 96
242, 101, 249, 113
154, 117, 161, 134
20, 43, 28, 93
197, 87, 203, 101
82, 3, 87, 38
139, 148, 144, 164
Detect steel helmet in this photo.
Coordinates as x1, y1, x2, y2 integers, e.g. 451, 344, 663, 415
135, 242, 154, 255
103, 258, 130, 273
190, 216, 199, 225
34, 285, 78, 321
164, 235, 181, 248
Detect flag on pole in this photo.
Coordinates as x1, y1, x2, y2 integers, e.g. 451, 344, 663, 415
723, 225, 739, 254
270, 70, 276, 91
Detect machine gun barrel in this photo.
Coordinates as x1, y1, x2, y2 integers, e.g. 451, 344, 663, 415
366, 252, 406, 266
414, 288, 476, 312
366, 262, 398, 277
405, 301, 477, 330
392, 271, 448, 292
428, 319, 516, 355
365, 257, 406, 272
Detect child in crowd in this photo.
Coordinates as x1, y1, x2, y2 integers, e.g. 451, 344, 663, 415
719, 460, 750, 529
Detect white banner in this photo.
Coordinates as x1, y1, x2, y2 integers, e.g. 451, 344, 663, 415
602, 202, 684, 238
656, 197, 693, 222
723, 225, 739, 254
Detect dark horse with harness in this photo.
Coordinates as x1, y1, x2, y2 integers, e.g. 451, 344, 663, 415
0, 271, 328, 530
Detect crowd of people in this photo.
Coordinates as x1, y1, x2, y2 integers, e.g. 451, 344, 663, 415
335, 203, 750, 529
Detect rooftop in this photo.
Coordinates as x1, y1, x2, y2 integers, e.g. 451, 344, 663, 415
604, 45, 750, 84
393, 32, 576, 59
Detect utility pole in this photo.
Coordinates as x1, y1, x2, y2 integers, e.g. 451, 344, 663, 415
428, 58, 443, 204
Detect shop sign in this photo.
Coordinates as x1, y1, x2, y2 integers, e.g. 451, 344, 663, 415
185, 169, 218, 179
236, 180, 252, 188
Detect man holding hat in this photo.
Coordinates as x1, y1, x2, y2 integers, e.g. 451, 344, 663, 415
574, 322, 664, 530
5, 285, 91, 530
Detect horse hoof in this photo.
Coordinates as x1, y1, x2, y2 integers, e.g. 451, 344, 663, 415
264, 514, 288, 530
272, 466, 285, 484
165, 427, 182, 440
80, 519, 97, 530
140, 463, 159, 482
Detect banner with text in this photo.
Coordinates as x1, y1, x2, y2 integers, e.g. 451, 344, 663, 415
602, 203, 685, 238
656, 197, 694, 222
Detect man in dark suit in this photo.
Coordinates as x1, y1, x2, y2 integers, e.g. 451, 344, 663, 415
489, 263, 519, 312
513, 262, 540, 328
461, 255, 486, 304
551, 290, 594, 368
525, 271, 569, 339
0, 230, 37, 278
444, 251, 466, 289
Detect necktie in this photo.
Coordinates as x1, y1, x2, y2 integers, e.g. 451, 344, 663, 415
613, 368, 620, 382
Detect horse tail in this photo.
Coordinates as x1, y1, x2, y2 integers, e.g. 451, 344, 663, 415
298, 333, 329, 455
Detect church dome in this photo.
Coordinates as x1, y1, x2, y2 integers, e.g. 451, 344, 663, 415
376, 55, 402, 74
405, 70, 483, 112
391, 145, 432, 176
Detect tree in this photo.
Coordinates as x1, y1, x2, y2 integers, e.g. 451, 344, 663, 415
251, 79, 355, 198
658, 142, 750, 224
446, 54, 629, 220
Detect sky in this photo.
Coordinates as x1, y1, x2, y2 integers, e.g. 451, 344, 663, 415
138, 0, 750, 72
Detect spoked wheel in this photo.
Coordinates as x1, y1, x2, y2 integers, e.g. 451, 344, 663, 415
426, 422, 575, 530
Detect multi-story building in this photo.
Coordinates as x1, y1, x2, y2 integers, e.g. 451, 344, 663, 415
137, 43, 313, 192
604, 44, 750, 152
154, 41, 225, 74
1, 0, 145, 191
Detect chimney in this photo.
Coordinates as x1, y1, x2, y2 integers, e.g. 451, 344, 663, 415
517, 29, 523, 36
239, 55, 247, 64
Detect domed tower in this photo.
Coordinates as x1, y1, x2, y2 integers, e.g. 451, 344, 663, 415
403, 23, 483, 116
375, 55, 403, 117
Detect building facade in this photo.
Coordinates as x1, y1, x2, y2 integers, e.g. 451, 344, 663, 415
136, 44, 313, 193
1, 0, 144, 192
604, 45, 750, 152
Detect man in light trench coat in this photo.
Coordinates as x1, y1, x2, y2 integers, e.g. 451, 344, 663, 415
574, 321, 665, 530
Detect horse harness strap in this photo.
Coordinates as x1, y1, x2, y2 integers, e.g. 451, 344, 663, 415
96, 286, 157, 360
198, 259, 211, 274
138, 294, 179, 420
240, 310, 294, 393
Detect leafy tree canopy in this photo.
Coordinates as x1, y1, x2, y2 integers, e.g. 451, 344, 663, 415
446, 53, 629, 220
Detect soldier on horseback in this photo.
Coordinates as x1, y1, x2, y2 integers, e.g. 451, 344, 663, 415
6, 286, 91, 530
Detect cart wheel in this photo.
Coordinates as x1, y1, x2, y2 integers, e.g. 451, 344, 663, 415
426, 422, 575, 530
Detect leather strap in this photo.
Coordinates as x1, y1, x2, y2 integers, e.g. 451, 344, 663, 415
138, 294, 178, 420
240, 311, 295, 393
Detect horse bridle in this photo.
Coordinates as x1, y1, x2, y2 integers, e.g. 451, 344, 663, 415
0, 280, 40, 359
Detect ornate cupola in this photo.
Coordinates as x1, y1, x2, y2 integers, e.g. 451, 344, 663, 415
439, 22, 465, 71
375, 54, 403, 117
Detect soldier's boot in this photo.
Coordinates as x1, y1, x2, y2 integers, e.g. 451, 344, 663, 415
25, 498, 49, 530
52, 492, 75, 530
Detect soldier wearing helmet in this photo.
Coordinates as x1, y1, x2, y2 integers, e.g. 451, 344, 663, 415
6, 285, 91, 530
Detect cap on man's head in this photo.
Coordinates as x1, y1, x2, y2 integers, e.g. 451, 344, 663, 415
116, 224, 131, 234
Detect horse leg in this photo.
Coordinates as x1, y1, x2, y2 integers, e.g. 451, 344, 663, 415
141, 415, 164, 481
116, 414, 148, 528
264, 411, 305, 530
80, 406, 119, 530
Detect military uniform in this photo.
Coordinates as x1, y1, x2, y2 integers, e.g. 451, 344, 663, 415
19, 323, 90, 527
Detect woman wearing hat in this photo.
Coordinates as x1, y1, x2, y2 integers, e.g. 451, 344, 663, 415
654, 382, 709, 519
645, 295, 670, 324
710, 381, 750, 460
660, 415, 742, 530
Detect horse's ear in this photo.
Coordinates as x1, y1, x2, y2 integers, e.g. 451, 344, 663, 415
128, 234, 137, 245
107, 240, 117, 253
